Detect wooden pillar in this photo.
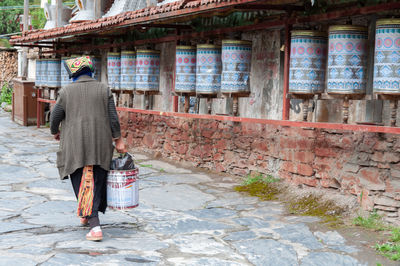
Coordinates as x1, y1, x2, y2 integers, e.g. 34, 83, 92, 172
282, 23, 291, 120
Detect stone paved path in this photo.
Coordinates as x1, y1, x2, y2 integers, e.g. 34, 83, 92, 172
0, 110, 392, 265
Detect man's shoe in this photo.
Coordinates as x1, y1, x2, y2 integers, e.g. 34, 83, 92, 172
86, 226, 103, 241
80, 217, 89, 226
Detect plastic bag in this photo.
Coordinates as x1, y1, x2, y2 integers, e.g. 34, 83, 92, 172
111, 152, 135, 170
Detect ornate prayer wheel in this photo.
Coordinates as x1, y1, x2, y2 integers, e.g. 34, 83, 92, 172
135, 49, 160, 91
60, 57, 71, 87
195, 44, 221, 94
289, 31, 327, 94
373, 19, 400, 94
35, 59, 43, 87
221, 40, 252, 94
120, 51, 136, 90
91, 55, 102, 81
327, 25, 368, 94
107, 52, 121, 90
175, 46, 196, 93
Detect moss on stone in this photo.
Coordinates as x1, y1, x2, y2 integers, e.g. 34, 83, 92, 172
234, 181, 282, 201
235, 179, 345, 228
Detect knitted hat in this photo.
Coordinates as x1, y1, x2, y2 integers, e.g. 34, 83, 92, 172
64, 56, 95, 78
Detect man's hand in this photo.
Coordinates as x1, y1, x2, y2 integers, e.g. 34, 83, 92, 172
54, 132, 60, 141
115, 137, 127, 153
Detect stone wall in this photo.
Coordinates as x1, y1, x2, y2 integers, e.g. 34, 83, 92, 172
120, 111, 400, 225
0, 48, 18, 89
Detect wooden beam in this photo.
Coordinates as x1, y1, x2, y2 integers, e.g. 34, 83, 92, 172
234, 4, 304, 11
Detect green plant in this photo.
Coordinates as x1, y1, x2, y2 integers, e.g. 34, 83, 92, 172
139, 164, 153, 168
353, 210, 387, 231
0, 83, 12, 105
242, 172, 280, 185
375, 241, 400, 261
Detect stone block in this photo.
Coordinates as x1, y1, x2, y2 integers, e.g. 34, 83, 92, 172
358, 168, 385, 191
374, 205, 398, 211
374, 196, 400, 207
292, 175, 318, 187
359, 189, 374, 211
315, 147, 339, 158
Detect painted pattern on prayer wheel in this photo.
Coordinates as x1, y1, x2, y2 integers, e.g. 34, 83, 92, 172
327, 25, 368, 94
175, 46, 196, 93
196, 44, 221, 94
107, 52, 121, 90
41, 59, 49, 87
60, 57, 71, 87
373, 19, 400, 94
120, 51, 136, 90
289, 31, 327, 94
47, 58, 61, 88
35, 59, 43, 87
135, 50, 160, 91
221, 40, 252, 93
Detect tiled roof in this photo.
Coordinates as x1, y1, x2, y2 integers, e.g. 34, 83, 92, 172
11, 0, 266, 44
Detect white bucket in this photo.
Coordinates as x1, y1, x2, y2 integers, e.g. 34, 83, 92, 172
107, 168, 139, 210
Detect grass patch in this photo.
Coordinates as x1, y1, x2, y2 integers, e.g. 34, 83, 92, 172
353, 211, 400, 261
235, 172, 282, 201
241, 172, 280, 185
159, 168, 166, 173
353, 211, 387, 231
375, 228, 400, 261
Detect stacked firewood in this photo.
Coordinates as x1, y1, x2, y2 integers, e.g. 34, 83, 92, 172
0, 49, 18, 89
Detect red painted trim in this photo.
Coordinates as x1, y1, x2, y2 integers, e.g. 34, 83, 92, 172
172, 41, 178, 112
116, 107, 400, 135
37, 98, 56, 104
282, 23, 291, 120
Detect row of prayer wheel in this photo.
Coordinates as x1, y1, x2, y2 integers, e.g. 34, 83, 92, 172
289, 19, 400, 95
175, 40, 252, 94
35, 55, 101, 88
107, 50, 161, 91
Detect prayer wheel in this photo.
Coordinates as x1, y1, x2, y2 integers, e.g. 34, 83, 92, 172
327, 25, 368, 94
47, 58, 61, 88
41, 59, 49, 87
60, 57, 71, 87
120, 51, 136, 90
135, 50, 160, 91
107, 52, 121, 90
35, 59, 43, 87
195, 44, 221, 94
289, 31, 327, 94
373, 19, 400, 94
221, 40, 252, 93
175, 46, 196, 93
92, 56, 102, 82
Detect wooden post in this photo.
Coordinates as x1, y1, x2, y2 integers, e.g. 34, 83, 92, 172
36, 88, 40, 128
282, 23, 291, 120
184, 95, 190, 113
303, 99, 309, 122
342, 97, 350, 124
21, 0, 29, 80
390, 99, 398, 127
